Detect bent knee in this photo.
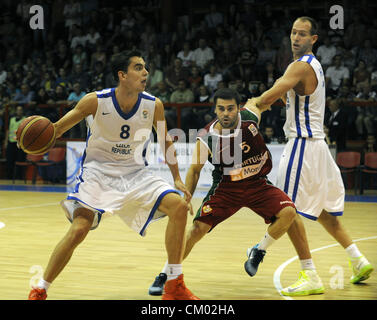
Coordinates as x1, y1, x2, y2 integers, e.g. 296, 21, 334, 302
278, 206, 297, 222
167, 197, 189, 219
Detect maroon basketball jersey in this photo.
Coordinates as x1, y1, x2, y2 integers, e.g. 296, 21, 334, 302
197, 108, 272, 184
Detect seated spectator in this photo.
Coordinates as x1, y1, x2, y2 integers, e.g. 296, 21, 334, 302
256, 37, 277, 67
262, 126, 278, 144
120, 9, 136, 31
55, 67, 72, 90
11, 84, 35, 105
204, 64, 223, 94
89, 61, 106, 91
54, 42, 71, 71
49, 85, 68, 104
325, 99, 347, 151
355, 84, 377, 137
187, 66, 203, 88
260, 61, 280, 89
177, 42, 195, 68
364, 135, 376, 153
72, 44, 88, 69
228, 51, 260, 83
146, 61, 163, 93
151, 81, 171, 104
165, 58, 189, 91
67, 82, 87, 138
85, 26, 101, 51
144, 44, 162, 70
316, 36, 337, 70
90, 43, 106, 70
192, 38, 214, 70
69, 63, 90, 91
358, 39, 377, 72
325, 55, 350, 96
276, 36, 292, 76
0, 62, 7, 85
23, 71, 39, 92
194, 85, 215, 127
168, 79, 195, 134
353, 60, 371, 90
204, 3, 223, 29
70, 25, 87, 49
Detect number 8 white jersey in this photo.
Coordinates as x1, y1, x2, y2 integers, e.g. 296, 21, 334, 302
83, 88, 156, 176
284, 54, 326, 140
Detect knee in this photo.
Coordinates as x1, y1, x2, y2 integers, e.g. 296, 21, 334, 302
67, 223, 90, 246
281, 206, 297, 224
190, 221, 210, 238
168, 198, 188, 220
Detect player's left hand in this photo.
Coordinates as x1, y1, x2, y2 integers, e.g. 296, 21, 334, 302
174, 178, 192, 203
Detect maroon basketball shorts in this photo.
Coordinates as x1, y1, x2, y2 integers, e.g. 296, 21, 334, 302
194, 178, 296, 232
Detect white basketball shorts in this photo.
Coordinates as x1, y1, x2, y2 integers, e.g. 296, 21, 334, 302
61, 167, 178, 236
276, 138, 345, 220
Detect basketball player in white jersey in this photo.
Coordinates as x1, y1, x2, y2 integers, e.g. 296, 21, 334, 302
246, 17, 373, 296
28, 51, 199, 300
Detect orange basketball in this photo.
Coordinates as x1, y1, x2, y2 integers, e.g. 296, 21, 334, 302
16, 116, 56, 154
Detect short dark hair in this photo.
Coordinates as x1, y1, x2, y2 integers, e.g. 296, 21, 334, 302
296, 16, 318, 35
111, 50, 143, 81
213, 88, 241, 106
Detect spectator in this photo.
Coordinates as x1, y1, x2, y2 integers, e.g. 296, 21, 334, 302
165, 58, 190, 91
157, 22, 172, 51
54, 43, 71, 71
69, 63, 89, 91
49, 85, 68, 105
252, 20, 266, 51
0, 62, 7, 85
72, 44, 88, 69
316, 36, 337, 70
364, 135, 376, 153
343, 13, 366, 48
90, 43, 106, 70
353, 60, 371, 90
187, 66, 203, 89
257, 37, 277, 67
41, 72, 55, 93
67, 82, 87, 138
260, 61, 280, 89
204, 3, 223, 29
4, 105, 26, 179
325, 55, 350, 95
194, 85, 214, 128
224, 3, 240, 27
262, 126, 278, 144
140, 23, 158, 52
63, 0, 82, 36
120, 8, 136, 31
355, 84, 377, 137
177, 42, 195, 68
371, 66, 377, 91
84, 26, 101, 51
146, 61, 163, 93
90, 61, 106, 91
192, 38, 214, 70
169, 79, 195, 134
55, 67, 72, 90
144, 44, 162, 70
160, 43, 175, 71
151, 81, 171, 104
276, 36, 293, 76
325, 99, 347, 151
204, 64, 223, 94
265, 20, 286, 49
70, 26, 87, 49
11, 84, 35, 105
358, 39, 377, 72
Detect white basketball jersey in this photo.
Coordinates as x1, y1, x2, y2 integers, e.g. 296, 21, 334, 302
82, 88, 156, 176
284, 54, 326, 139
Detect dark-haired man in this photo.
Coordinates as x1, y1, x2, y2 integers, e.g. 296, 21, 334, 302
28, 51, 199, 300
247, 16, 373, 296
148, 88, 301, 296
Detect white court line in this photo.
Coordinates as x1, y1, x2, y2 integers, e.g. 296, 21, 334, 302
273, 235, 377, 300
0, 202, 58, 211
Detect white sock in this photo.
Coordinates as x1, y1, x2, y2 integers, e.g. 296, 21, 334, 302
37, 278, 51, 291
345, 243, 362, 259
258, 232, 276, 251
161, 261, 168, 274
166, 264, 182, 280
300, 258, 316, 270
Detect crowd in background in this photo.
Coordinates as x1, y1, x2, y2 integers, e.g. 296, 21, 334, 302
0, 0, 377, 159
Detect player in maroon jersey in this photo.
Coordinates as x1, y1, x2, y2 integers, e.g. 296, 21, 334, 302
149, 88, 299, 296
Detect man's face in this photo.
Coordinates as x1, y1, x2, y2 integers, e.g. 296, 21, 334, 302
215, 98, 239, 129
290, 19, 317, 57
119, 56, 149, 92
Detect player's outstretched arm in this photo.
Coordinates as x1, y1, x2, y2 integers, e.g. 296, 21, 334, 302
153, 97, 192, 202
53, 92, 98, 138
249, 62, 310, 111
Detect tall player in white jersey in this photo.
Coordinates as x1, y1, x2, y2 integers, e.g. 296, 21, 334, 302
28, 51, 199, 300
247, 17, 373, 296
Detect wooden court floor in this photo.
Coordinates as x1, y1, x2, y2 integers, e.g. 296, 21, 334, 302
0, 190, 376, 300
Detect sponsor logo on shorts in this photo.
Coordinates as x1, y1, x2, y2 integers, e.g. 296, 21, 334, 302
202, 205, 212, 213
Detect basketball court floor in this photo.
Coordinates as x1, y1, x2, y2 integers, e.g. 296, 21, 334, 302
0, 181, 376, 300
